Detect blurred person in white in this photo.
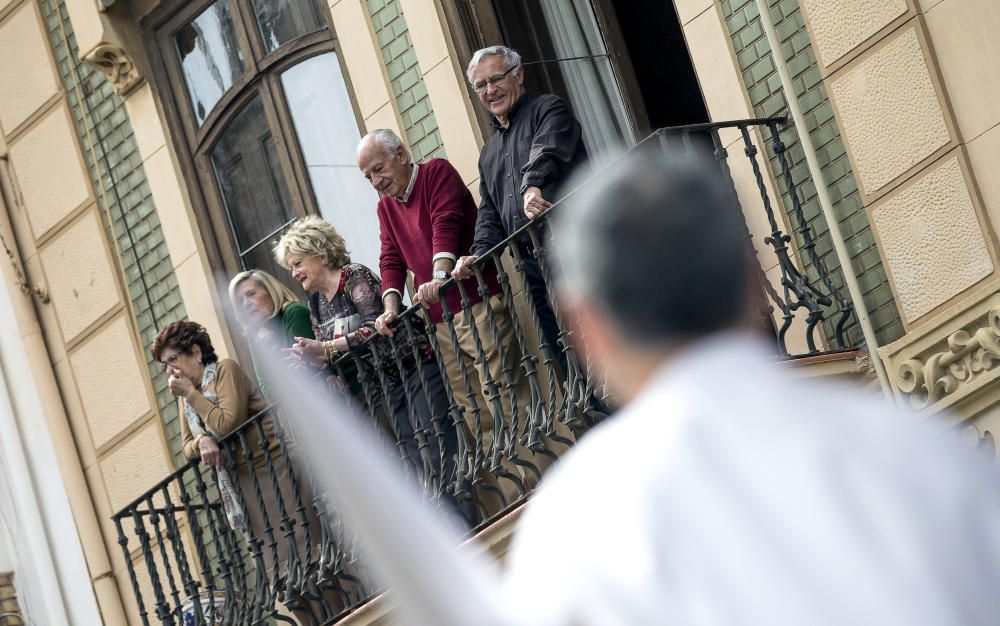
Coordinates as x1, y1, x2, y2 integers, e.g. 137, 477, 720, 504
502, 153, 1000, 625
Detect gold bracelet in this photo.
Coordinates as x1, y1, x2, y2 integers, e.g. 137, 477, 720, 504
324, 340, 339, 366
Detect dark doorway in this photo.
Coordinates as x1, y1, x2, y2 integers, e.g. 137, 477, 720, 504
605, 0, 709, 133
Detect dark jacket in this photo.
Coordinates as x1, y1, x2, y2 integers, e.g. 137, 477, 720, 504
471, 93, 588, 256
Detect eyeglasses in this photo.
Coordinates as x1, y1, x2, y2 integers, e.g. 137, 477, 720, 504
472, 65, 519, 93
160, 351, 183, 372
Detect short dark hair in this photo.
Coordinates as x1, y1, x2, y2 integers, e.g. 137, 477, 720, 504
552, 152, 750, 344
150, 321, 219, 364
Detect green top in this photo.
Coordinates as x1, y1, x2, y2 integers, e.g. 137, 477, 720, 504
250, 303, 314, 401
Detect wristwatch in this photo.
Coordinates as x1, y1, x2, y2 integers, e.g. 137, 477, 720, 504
432, 270, 450, 281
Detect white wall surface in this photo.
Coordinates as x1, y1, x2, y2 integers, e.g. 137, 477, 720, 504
0, 273, 102, 625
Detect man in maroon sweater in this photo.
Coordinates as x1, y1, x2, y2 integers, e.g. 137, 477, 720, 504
357, 129, 537, 505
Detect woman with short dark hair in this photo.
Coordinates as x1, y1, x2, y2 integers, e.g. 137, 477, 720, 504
151, 320, 341, 620
151, 320, 266, 467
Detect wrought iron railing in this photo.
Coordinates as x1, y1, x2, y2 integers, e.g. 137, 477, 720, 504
633, 117, 856, 355
112, 117, 856, 626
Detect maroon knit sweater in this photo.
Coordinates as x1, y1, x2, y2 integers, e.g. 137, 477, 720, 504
377, 158, 501, 324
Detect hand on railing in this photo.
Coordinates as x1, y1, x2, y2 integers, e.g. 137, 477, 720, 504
414, 279, 446, 307
375, 309, 399, 336
283, 337, 328, 369
195, 434, 223, 469
523, 186, 552, 220
452, 255, 478, 280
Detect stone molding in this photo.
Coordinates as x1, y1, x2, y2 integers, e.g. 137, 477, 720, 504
881, 282, 1000, 414
962, 423, 995, 460
897, 304, 1000, 409
83, 42, 141, 96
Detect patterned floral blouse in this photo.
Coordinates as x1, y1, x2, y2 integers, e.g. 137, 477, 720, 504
307, 263, 432, 397
308, 263, 381, 347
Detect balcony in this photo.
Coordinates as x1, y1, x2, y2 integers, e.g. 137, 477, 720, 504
112, 118, 863, 625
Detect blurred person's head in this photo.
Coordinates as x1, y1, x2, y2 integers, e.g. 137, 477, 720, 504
151, 321, 218, 384
273, 216, 351, 294
467, 45, 524, 125
357, 129, 413, 199
228, 270, 301, 328
552, 153, 752, 402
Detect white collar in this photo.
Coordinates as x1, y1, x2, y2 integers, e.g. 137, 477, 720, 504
633, 331, 774, 406
398, 163, 419, 203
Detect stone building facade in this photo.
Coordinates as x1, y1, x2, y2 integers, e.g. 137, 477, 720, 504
0, 0, 997, 622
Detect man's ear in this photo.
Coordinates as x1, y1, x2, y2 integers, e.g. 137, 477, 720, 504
559, 296, 612, 374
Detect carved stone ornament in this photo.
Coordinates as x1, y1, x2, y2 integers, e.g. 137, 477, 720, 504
961, 424, 995, 460
897, 307, 1000, 409
84, 43, 142, 96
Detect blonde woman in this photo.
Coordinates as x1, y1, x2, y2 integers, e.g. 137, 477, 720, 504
274, 216, 476, 526
272, 216, 381, 376
228, 269, 313, 400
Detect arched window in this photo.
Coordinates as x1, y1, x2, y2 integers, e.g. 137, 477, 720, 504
144, 0, 380, 286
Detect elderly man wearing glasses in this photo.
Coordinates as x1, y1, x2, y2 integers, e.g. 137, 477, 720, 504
454, 45, 590, 401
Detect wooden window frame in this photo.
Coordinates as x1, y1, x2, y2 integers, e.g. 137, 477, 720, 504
140, 0, 368, 282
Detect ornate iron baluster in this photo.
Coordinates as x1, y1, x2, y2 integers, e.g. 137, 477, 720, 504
454, 278, 526, 499
386, 329, 434, 492
219, 438, 267, 623
174, 469, 216, 626
130, 507, 171, 624
766, 121, 855, 348
766, 120, 834, 352
737, 124, 802, 354
523, 226, 578, 447
436, 296, 504, 513
400, 316, 447, 502
471, 265, 537, 480
506, 242, 562, 432
158, 485, 200, 624
146, 493, 182, 620
418, 305, 478, 514
191, 461, 243, 624
113, 516, 149, 625
487, 254, 549, 459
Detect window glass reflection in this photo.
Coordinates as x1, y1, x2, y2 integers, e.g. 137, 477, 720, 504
252, 0, 326, 52
281, 53, 381, 273
175, 0, 246, 126
211, 96, 295, 278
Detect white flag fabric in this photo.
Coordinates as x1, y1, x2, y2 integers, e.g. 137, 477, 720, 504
256, 348, 505, 626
